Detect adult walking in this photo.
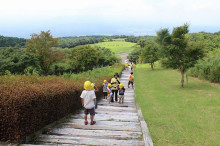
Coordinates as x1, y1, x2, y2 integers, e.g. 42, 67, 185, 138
111, 73, 120, 102
131, 62, 133, 71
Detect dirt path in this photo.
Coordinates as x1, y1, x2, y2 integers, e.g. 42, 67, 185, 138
116, 52, 129, 63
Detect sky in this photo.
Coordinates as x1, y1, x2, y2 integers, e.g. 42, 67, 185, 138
0, 0, 220, 38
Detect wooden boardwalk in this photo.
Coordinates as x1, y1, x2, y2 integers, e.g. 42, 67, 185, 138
24, 70, 152, 145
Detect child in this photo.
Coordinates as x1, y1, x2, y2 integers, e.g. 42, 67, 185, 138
103, 80, 108, 99
119, 83, 126, 104
80, 81, 96, 125
128, 72, 134, 88
107, 83, 112, 104
90, 83, 99, 109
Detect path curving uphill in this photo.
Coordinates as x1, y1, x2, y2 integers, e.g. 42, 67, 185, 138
22, 70, 153, 146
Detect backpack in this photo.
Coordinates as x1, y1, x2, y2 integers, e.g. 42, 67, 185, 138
119, 89, 124, 95
129, 75, 133, 81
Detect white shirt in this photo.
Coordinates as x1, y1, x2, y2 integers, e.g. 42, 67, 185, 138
80, 90, 96, 109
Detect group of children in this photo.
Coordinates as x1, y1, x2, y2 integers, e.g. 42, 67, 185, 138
103, 80, 126, 104
80, 72, 134, 125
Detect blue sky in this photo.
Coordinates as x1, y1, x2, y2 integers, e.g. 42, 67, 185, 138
0, 0, 220, 38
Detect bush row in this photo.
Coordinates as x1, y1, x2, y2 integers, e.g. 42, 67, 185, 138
0, 64, 124, 142
187, 51, 220, 83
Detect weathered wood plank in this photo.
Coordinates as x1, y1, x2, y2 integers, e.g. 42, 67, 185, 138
62, 123, 142, 132
66, 119, 140, 126
37, 135, 145, 145
136, 103, 154, 146
46, 128, 142, 140
71, 114, 139, 122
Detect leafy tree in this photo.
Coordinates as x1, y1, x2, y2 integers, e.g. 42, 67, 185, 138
96, 47, 120, 66
157, 24, 204, 87
128, 48, 141, 64
137, 39, 147, 48
68, 45, 98, 73
0, 48, 38, 74
25, 31, 60, 74
140, 42, 159, 70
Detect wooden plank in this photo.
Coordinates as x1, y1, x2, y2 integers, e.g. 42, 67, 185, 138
46, 128, 143, 140
136, 103, 154, 146
71, 114, 139, 122
66, 119, 140, 126
37, 135, 145, 145
62, 123, 142, 132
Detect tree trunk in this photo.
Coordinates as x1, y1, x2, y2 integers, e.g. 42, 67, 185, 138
181, 70, 184, 87
150, 63, 154, 70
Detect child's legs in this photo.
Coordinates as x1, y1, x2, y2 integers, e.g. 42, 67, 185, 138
119, 95, 122, 103
89, 108, 96, 122
122, 95, 124, 103
105, 92, 107, 99
84, 114, 87, 121
84, 109, 89, 121
107, 96, 111, 103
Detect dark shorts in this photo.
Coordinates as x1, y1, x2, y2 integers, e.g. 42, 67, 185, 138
103, 92, 107, 96
128, 81, 134, 85
84, 108, 95, 115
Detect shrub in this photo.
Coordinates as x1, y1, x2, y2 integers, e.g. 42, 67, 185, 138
0, 64, 124, 142
187, 51, 220, 83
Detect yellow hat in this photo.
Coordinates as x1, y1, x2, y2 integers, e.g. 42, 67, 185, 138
104, 80, 107, 83
108, 83, 112, 87
119, 83, 124, 88
84, 81, 92, 90
90, 83, 95, 90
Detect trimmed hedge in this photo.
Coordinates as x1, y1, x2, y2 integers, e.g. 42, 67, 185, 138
0, 65, 123, 142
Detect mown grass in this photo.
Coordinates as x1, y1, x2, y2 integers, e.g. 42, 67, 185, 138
91, 38, 136, 53
134, 64, 220, 145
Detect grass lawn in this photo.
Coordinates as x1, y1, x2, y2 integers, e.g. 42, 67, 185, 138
134, 64, 220, 145
91, 38, 136, 53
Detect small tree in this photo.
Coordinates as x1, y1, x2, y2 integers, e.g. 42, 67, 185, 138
26, 31, 59, 74
157, 24, 204, 87
141, 43, 159, 70
68, 45, 98, 73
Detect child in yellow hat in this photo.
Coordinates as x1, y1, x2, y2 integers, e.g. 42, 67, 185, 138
119, 83, 126, 104
107, 83, 112, 104
103, 80, 108, 99
80, 81, 96, 125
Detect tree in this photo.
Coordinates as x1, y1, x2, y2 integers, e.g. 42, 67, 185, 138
0, 48, 38, 74
25, 31, 59, 74
137, 39, 147, 48
156, 24, 204, 87
140, 42, 159, 70
128, 48, 141, 64
95, 46, 120, 66
68, 45, 98, 73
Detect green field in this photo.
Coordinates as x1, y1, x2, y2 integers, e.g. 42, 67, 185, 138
134, 64, 220, 145
91, 38, 136, 53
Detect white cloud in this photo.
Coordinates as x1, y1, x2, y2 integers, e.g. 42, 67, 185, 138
0, 0, 219, 37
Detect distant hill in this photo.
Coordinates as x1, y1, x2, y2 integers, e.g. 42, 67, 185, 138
0, 35, 26, 47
